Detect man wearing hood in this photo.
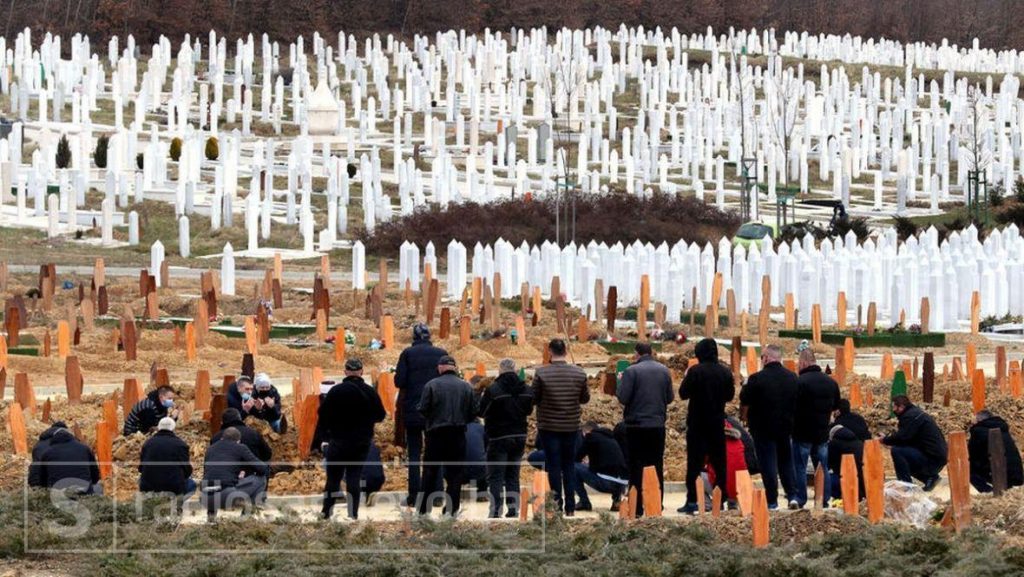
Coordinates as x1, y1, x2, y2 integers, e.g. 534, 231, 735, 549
251, 373, 283, 432
968, 410, 1024, 493
828, 399, 871, 500
740, 344, 800, 510
791, 349, 841, 508
479, 358, 534, 518
212, 408, 272, 465
123, 386, 176, 436
396, 323, 448, 506
28, 421, 68, 487
882, 396, 947, 491
38, 428, 102, 494
616, 342, 673, 517
318, 359, 386, 519
678, 338, 735, 514
139, 417, 195, 496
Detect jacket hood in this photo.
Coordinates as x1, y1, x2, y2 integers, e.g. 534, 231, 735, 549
977, 416, 1010, 432
694, 338, 719, 363
494, 371, 525, 393
220, 416, 246, 429
52, 429, 75, 444
830, 425, 858, 442
40, 422, 68, 441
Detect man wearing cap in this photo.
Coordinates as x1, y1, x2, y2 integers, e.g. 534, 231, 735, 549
318, 359, 386, 519
227, 376, 257, 419
251, 372, 283, 432
479, 358, 534, 518
417, 355, 477, 516
533, 338, 590, 516
139, 417, 195, 497
396, 323, 449, 506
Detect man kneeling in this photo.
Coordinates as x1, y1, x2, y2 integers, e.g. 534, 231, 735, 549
202, 427, 269, 513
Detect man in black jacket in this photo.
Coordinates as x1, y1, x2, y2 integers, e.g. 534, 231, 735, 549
396, 323, 448, 506
616, 342, 673, 517
28, 421, 68, 487
417, 355, 476, 516
791, 349, 841, 508
251, 373, 283, 432
678, 338, 735, 514
968, 410, 1024, 493
575, 422, 629, 511
740, 344, 799, 510
212, 408, 273, 466
882, 396, 947, 491
139, 417, 195, 496
123, 386, 176, 436
317, 359, 386, 520
828, 399, 871, 500
226, 376, 256, 418
479, 358, 534, 518
202, 427, 269, 509
38, 429, 102, 495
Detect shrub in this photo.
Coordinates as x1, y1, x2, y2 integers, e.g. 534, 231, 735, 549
831, 216, 870, 242
205, 136, 219, 161
169, 137, 182, 161
56, 135, 71, 169
136, 153, 144, 171
892, 215, 919, 241
1014, 177, 1024, 203
357, 191, 742, 254
995, 203, 1024, 228
989, 183, 1005, 207
94, 134, 109, 169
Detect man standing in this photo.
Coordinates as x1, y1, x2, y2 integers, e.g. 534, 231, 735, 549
740, 344, 800, 510
533, 339, 590, 516
396, 323, 448, 506
417, 355, 477, 516
616, 342, 673, 516
139, 417, 195, 497
678, 338, 735, 514
791, 349, 841, 508
882, 396, 947, 491
968, 410, 1024, 493
318, 359, 386, 519
479, 358, 534, 518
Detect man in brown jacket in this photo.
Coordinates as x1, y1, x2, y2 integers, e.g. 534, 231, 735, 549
533, 339, 590, 516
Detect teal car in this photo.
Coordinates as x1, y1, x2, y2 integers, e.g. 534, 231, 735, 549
731, 222, 777, 249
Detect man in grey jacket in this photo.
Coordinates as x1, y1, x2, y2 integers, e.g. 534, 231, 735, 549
616, 342, 673, 516
417, 355, 477, 516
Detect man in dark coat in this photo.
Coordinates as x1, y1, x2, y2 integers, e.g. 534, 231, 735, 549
251, 373, 284, 432
968, 410, 1024, 493
139, 417, 195, 496
479, 358, 534, 518
212, 408, 272, 466
882, 396, 947, 491
28, 421, 68, 487
417, 355, 477, 516
317, 359, 386, 520
202, 427, 269, 509
226, 376, 256, 418
678, 338, 735, 514
616, 342, 673, 517
791, 349, 841, 508
38, 429, 102, 495
123, 386, 176, 436
575, 422, 629, 511
740, 344, 800, 509
395, 323, 448, 506
828, 399, 871, 500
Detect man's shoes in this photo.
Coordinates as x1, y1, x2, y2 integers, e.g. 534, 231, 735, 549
922, 476, 941, 492
575, 501, 593, 512
564, 511, 575, 518
788, 500, 801, 510
677, 503, 699, 515
610, 501, 621, 512
319, 510, 331, 521
505, 509, 518, 518
488, 512, 501, 519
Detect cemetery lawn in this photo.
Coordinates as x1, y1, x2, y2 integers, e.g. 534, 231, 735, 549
2, 491, 1024, 576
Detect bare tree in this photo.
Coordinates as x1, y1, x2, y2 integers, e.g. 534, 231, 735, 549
960, 84, 992, 214
764, 50, 800, 184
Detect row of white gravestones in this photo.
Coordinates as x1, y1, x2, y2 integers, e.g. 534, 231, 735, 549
386, 224, 1023, 328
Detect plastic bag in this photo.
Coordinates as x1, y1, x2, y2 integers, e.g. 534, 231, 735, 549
884, 480, 938, 527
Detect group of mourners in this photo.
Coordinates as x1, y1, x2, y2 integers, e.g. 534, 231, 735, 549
25, 325, 1024, 519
